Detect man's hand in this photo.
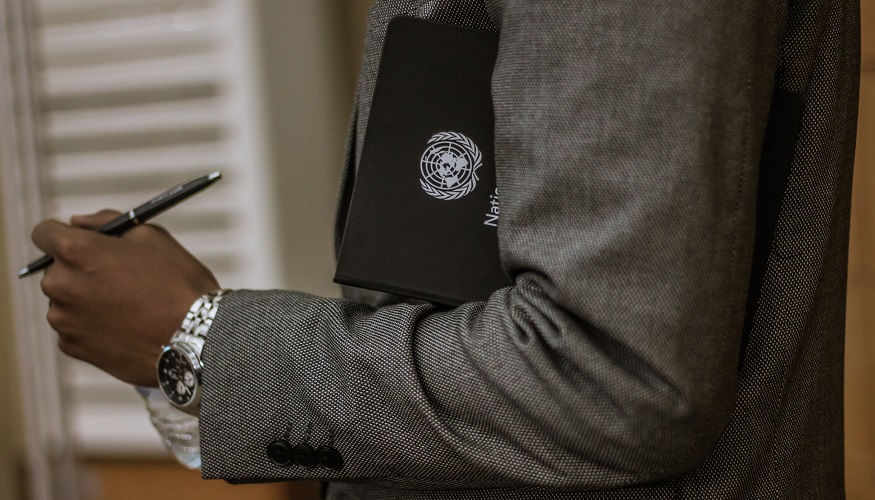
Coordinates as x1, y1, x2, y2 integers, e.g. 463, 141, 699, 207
31, 210, 220, 387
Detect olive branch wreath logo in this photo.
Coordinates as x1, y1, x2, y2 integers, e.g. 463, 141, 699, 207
419, 132, 482, 201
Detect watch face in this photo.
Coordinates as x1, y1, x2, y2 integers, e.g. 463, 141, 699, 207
157, 345, 201, 408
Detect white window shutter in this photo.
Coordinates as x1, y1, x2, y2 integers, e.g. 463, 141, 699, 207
34, 0, 284, 457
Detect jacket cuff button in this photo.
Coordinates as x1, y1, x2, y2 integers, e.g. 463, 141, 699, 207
316, 445, 344, 470
267, 440, 293, 466
292, 444, 317, 468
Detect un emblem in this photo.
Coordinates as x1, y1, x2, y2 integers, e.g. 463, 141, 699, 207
420, 132, 482, 201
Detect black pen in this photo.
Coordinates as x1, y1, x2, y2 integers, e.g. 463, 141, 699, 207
18, 171, 222, 278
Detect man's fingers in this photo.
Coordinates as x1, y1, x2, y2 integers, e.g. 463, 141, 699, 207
32, 218, 118, 266
41, 266, 70, 306
70, 209, 122, 229
123, 222, 173, 243
31, 219, 78, 258
71, 210, 173, 243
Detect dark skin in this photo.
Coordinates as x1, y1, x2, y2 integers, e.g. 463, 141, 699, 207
31, 209, 220, 387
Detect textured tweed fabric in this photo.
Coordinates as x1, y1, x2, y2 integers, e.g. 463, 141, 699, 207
199, 1, 860, 498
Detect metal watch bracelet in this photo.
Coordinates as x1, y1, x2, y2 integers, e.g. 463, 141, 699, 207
170, 289, 228, 347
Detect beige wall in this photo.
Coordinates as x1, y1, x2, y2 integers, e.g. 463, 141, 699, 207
248, 0, 350, 296
248, 0, 373, 296
844, 0, 875, 498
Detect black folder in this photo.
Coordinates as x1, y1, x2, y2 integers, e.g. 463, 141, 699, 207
334, 16, 512, 306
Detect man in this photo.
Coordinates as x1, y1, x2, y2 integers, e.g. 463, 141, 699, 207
32, 0, 860, 498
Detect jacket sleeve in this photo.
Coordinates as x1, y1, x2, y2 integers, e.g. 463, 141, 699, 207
199, 0, 786, 489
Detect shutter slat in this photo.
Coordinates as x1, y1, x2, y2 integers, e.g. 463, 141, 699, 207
44, 54, 221, 97
40, 7, 217, 57
47, 98, 224, 139
52, 185, 235, 215
52, 143, 230, 180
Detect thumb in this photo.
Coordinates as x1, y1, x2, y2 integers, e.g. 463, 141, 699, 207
70, 209, 123, 230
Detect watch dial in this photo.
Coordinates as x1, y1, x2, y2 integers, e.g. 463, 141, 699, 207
158, 348, 198, 406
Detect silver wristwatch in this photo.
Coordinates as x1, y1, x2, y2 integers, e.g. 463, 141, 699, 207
157, 290, 227, 415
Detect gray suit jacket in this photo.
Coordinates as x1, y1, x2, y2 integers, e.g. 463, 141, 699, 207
199, 1, 861, 498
